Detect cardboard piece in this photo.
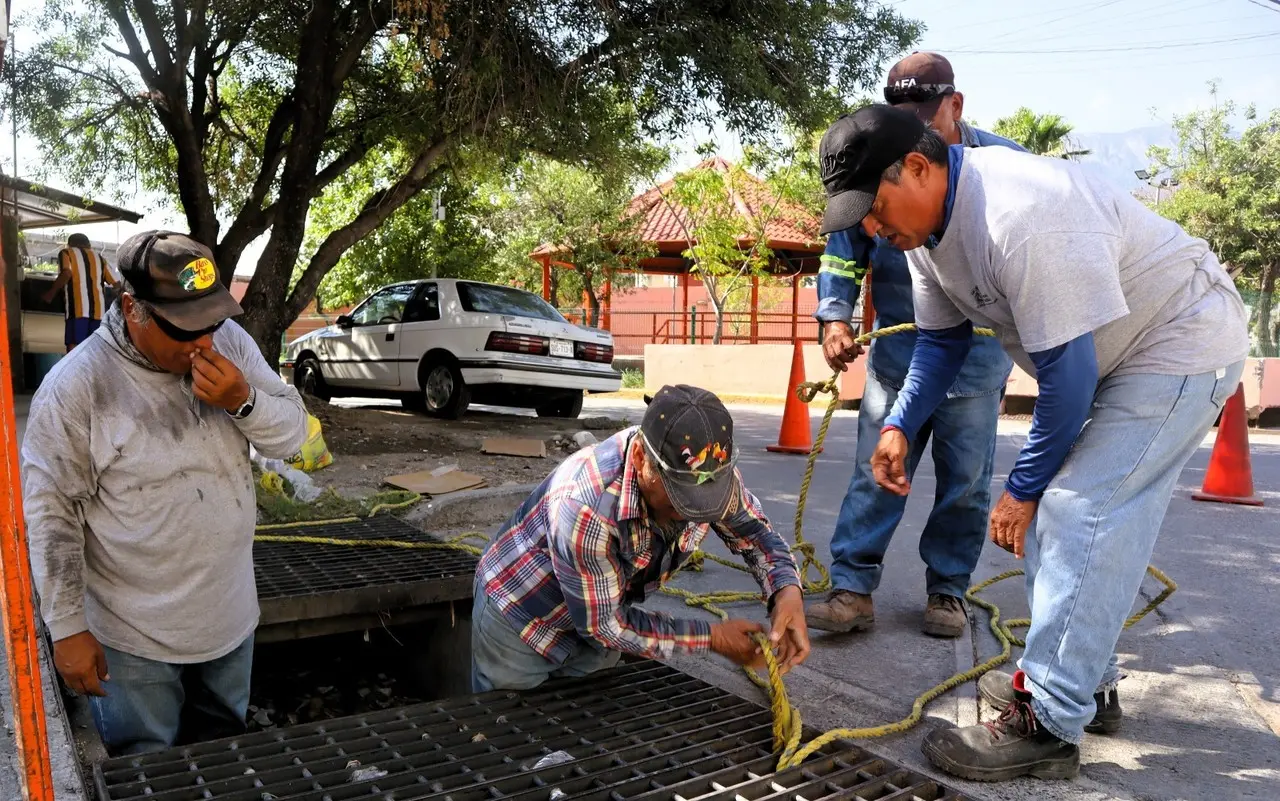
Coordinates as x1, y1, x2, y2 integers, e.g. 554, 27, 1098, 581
481, 437, 547, 458
385, 467, 487, 496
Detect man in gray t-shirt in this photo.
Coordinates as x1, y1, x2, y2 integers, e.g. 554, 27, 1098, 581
817, 105, 1248, 782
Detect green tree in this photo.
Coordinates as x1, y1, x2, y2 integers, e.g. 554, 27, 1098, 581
668, 157, 775, 344
993, 107, 1088, 158
1147, 90, 1280, 356
15, 0, 920, 363
486, 151, 666, 327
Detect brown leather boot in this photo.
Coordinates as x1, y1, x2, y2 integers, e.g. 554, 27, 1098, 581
922, 593, 967, 638
805, 590, 874, 633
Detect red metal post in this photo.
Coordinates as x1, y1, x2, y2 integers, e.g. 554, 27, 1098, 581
749, 275, 759, 344
540, 256, 552, 302
602, 274, 612, 331
0, 227, 58, 799
790, 275, 799, 342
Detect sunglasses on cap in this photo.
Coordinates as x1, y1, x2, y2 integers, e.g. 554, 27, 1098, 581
639, 431, 740, 486
883, 82, 955, 105
144, 303, 226, 342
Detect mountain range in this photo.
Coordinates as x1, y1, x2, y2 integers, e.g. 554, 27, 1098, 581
1069, 124, 1178, 195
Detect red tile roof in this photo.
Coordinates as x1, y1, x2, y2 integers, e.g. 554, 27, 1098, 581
531, 157, 823, 258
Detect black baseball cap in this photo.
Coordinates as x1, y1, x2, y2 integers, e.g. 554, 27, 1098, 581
818, 104, 927, 234
884, 52, 957, 121
116, 230, 243, 332
639, 385, 742, 522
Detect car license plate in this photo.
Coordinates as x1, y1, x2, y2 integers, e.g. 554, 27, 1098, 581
550, 339, 574, 358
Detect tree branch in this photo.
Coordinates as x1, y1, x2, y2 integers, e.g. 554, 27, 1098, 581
102, 0, 161, 87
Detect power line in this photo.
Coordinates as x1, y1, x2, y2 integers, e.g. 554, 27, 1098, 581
1244, 0, 1280, 11
936, 0, 1128, 35
984, 0, 1128, 44
1017, 0, 1223, 46
940, 30, 1280, 55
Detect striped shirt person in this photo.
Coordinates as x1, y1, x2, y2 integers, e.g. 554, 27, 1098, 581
42, 233, 121, 351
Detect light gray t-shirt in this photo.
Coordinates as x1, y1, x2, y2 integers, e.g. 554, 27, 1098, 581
21, 308, 309, 663
907, 147, 1250, 379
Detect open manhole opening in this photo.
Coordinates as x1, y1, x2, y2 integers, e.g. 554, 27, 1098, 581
96, 660, 972, 801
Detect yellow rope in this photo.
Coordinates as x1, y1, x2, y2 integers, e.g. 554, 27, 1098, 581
662, 322, 1179, 771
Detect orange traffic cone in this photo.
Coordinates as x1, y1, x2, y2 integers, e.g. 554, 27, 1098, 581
766, 340, 820, 455
1193, 383, 1262, 506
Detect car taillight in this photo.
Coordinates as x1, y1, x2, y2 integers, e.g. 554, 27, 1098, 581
575, 342, 614, 364
485, 331, 548, 355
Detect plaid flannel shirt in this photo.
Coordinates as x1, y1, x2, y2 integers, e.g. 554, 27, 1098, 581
475, 426, 801, 664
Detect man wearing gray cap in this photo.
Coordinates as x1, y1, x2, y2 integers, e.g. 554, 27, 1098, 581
472, 384, 809, 691
22, 230, 308, 755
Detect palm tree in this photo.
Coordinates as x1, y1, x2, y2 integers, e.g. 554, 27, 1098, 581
993, 107, 1091, 159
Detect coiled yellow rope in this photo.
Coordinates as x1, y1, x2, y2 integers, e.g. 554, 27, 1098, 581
663, 322, 1178, 771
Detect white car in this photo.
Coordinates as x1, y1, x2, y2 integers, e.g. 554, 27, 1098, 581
281, 279, 621, 418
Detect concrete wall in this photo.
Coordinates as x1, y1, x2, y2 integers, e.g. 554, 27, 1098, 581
644, 344, 1280, 422
644, 343, 866, 404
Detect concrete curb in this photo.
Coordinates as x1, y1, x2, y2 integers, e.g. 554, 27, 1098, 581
402, 483, 538, 532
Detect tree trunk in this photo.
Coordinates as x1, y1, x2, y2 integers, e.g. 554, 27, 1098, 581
1256, 262, 1277, 358
580, 271, 601, 328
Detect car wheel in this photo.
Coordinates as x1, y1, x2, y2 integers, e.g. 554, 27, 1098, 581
535, 392, 584, 419
420, 360, 470, 419
295, 358, 331, 402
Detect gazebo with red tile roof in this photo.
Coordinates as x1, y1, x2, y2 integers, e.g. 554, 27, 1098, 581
530, 157, 826, 341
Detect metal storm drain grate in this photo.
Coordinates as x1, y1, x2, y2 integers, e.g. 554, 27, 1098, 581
95, 660, 973, 801
254, 516, 479, 625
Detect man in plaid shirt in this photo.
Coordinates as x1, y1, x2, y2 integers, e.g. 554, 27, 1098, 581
472, 384, 810, 692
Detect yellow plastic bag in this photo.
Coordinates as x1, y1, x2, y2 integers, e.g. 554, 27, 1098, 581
285, 414, 334, 472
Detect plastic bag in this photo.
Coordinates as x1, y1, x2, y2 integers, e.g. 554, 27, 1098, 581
531, 751, 575, 770
254, 454, 323, 503
285, 414, 334, 472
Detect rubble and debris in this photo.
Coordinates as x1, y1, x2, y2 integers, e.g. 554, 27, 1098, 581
482, 437, 547, 458
572, 432, 598, 449
531, 750, 576, 770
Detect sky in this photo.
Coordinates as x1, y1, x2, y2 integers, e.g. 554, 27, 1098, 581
6, 0, 1280, 270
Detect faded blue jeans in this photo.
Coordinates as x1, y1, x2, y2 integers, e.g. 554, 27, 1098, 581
89, 635, 254, 756
470, 590, 621, 692
831, 373, 1001, 598
1019, 362, 1244, 744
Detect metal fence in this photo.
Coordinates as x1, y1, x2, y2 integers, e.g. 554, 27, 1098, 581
563, 307, 822, 356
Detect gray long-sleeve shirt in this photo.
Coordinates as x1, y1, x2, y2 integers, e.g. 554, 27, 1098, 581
21, 306, 308, 663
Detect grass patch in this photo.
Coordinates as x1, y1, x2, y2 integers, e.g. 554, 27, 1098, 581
253, 468, 420, 525
621, 368, 644, 389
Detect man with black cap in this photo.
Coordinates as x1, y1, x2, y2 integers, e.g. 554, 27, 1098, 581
816, 104, 1248, 780
807, 52, 1022, 640
22, 230, 308, 755
472, 384, 809, 691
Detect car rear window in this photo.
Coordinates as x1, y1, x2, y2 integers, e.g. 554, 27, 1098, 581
457, 282, 566, 322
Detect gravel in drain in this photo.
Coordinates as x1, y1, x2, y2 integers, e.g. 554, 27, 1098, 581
248, 629, 426, 732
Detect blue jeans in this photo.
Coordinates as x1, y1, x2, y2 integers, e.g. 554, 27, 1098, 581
1019, 362, 1244, 744
470, 591, 621, 692
89, 636, 254, 756
831, 373, 1001, 598
65, 317, 101, 350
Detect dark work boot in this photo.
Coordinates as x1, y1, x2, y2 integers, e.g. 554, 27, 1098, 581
923, 670, 1080, 781
979, 669, 1122, 735
804, 590, 874, 633
922, 593, 967, 638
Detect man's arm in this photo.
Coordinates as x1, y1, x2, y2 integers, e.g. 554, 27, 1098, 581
710, 478, 801, 603
20, 384, 95, 642
219, 322, 309, 459
42, 250, 74, 303
546, 497, 712, 659
1006, 334, 1097, 501
814, 228, 873, 325
883, 322, 974, 441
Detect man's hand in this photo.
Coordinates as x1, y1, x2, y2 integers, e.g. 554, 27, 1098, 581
53, 631, 109, 697
822, 321, 864, 373
989, 491, 1038, 559
710, 619, 766, 668
870, 428, 911, 496
768, 585, 810, 675
192, 348, 251, 412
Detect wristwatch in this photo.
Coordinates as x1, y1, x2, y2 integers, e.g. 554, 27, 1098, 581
229, 386, 257, 420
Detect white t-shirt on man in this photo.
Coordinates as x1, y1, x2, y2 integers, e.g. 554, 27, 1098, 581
906, 147, 1249, 379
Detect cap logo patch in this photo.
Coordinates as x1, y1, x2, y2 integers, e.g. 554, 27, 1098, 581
179, 258, 216, 292
682, 443, 730, 483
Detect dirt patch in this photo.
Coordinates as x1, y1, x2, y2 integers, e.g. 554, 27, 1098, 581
300, 395, 630, 499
